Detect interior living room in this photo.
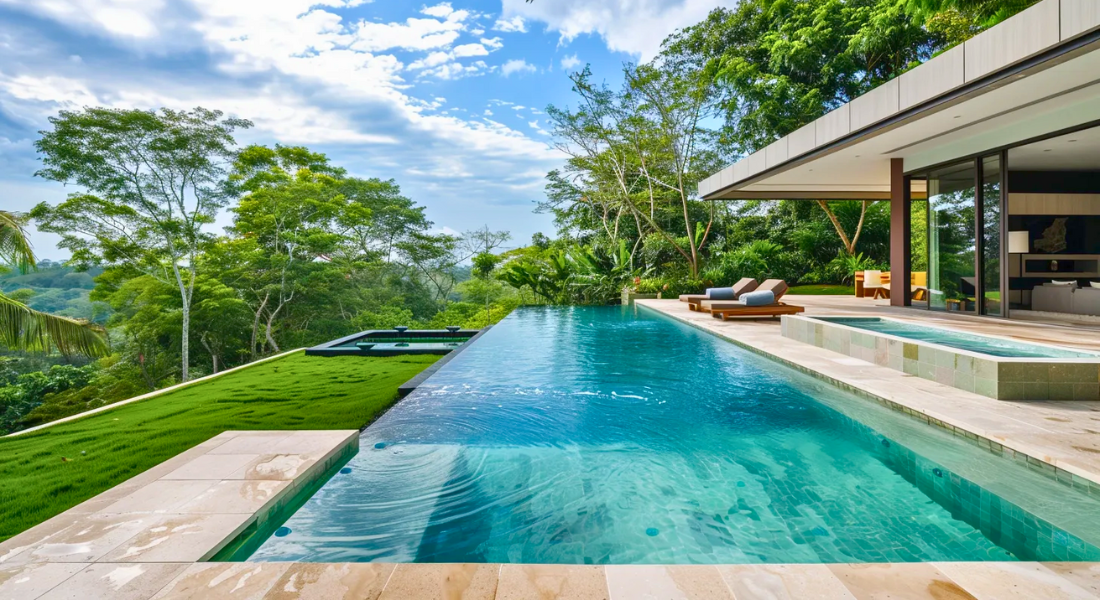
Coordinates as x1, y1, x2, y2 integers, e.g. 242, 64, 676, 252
905, 123, 1100, 321
1005, 127, 1100, 319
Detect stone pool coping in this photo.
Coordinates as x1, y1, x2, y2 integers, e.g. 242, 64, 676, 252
0, 429, 357, 598
4, 559, 1100, 599
636, 299, 1100, 495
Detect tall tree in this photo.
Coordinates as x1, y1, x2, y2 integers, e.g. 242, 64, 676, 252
223, 145, 348, 357
0, 211, 108, 357
32, 107, 251, 381
545, 64, 723, 278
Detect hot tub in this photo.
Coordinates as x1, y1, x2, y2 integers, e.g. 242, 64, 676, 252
782, 315, 1100, 401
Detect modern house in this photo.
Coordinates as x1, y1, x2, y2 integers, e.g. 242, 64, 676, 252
698, 0, 1100, 319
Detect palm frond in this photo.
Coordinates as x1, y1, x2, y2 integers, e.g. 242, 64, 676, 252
0, 210, 36, 272
0, 292, 110, 357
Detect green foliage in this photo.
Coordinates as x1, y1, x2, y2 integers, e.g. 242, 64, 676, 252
0, 362, 97, 433
662, 0, 1032, 156
32, 107, 252, 381
0, 351, 436, 542
542, 64, 725, 279
500, 239, 650, 305
826, 252, 887, 285
472, 252, 500, 279
18, 355, 148, 430
351, 305, 416, 330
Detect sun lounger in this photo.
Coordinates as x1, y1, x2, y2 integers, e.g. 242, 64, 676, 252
680, 278, 758, 311
700, 279, 805, 319
711, 302, 805, 320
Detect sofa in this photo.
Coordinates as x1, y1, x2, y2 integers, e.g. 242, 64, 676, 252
1031, 283, 1100, 316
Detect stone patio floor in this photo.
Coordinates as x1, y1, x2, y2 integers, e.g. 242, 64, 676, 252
4, 299, 1100, 598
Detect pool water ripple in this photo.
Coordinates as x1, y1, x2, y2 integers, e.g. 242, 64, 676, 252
247, 307, 1100, 564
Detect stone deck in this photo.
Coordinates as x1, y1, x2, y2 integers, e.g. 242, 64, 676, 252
0, 429, 358, 600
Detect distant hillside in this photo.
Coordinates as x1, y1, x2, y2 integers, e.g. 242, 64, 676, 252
0, 260, 109, 323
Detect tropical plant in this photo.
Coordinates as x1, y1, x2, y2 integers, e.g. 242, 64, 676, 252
827, 252, 885, 284
32, 107, 252, 381
0, 211, 108, 357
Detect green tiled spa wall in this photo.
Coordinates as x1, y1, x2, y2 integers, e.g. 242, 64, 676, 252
781, 316, 1100, 401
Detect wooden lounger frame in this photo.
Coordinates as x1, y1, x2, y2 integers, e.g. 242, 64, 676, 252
709, 303, 805, 320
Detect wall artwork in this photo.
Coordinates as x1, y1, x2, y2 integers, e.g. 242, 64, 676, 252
1034, 217, 1068, 253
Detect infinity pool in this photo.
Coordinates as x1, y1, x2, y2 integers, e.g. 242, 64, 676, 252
815, 317, 1097, 359
242, 307, 1100, 564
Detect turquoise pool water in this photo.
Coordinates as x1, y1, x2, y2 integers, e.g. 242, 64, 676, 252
815, 317, 1097, 359
245, 307, 1100, 564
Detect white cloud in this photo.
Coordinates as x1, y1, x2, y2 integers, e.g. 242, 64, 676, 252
492, 15, 527, 33
483, 109, 493, 116
501, 0, 735, 60
0, 0, 563, 252
350, 13, 469, 53
0, 0, 166, 39
561, 54, 581, 70
417, 60, 489, 80
527, 119, 549, 135
452, 43, 489, 57
420, 2, 454, 18
500, 59, 536, 77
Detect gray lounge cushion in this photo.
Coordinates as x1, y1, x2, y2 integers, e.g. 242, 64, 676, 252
739, 290, 775, 306
706, 287, 737, 301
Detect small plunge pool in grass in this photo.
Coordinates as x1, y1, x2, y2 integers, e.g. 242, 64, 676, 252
236, 306, 1100, 564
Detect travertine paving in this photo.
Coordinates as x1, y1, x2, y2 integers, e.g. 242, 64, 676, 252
7, 559, 1100, 599
0, 429, 357, 600
637, 298, 1100, 489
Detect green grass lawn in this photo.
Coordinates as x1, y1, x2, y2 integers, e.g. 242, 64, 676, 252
788, 284, 855, 295
0, 351, 438, 542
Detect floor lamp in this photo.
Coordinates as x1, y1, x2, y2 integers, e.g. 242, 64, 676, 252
1008, 231, 1028, 307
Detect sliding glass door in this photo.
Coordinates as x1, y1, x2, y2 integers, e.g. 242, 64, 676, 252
920, 153, 1005, 316
928, 162, 977, 312
980, 155, 1004, 316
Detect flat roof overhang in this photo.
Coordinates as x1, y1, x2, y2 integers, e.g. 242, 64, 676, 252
700, 0, 1100, 201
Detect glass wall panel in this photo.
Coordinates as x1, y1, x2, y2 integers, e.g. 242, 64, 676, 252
981, 155, 1002, 316
928, 161, 976, 312
910, 180, 929, 307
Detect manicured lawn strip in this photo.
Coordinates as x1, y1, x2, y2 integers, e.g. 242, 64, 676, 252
788, 284, 855, 295
0, 351, 438, 542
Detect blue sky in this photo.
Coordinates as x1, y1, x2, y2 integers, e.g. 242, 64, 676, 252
0, 0, 731, 259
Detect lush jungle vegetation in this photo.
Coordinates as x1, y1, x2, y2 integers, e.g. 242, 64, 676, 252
1, 0, 1031, 434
